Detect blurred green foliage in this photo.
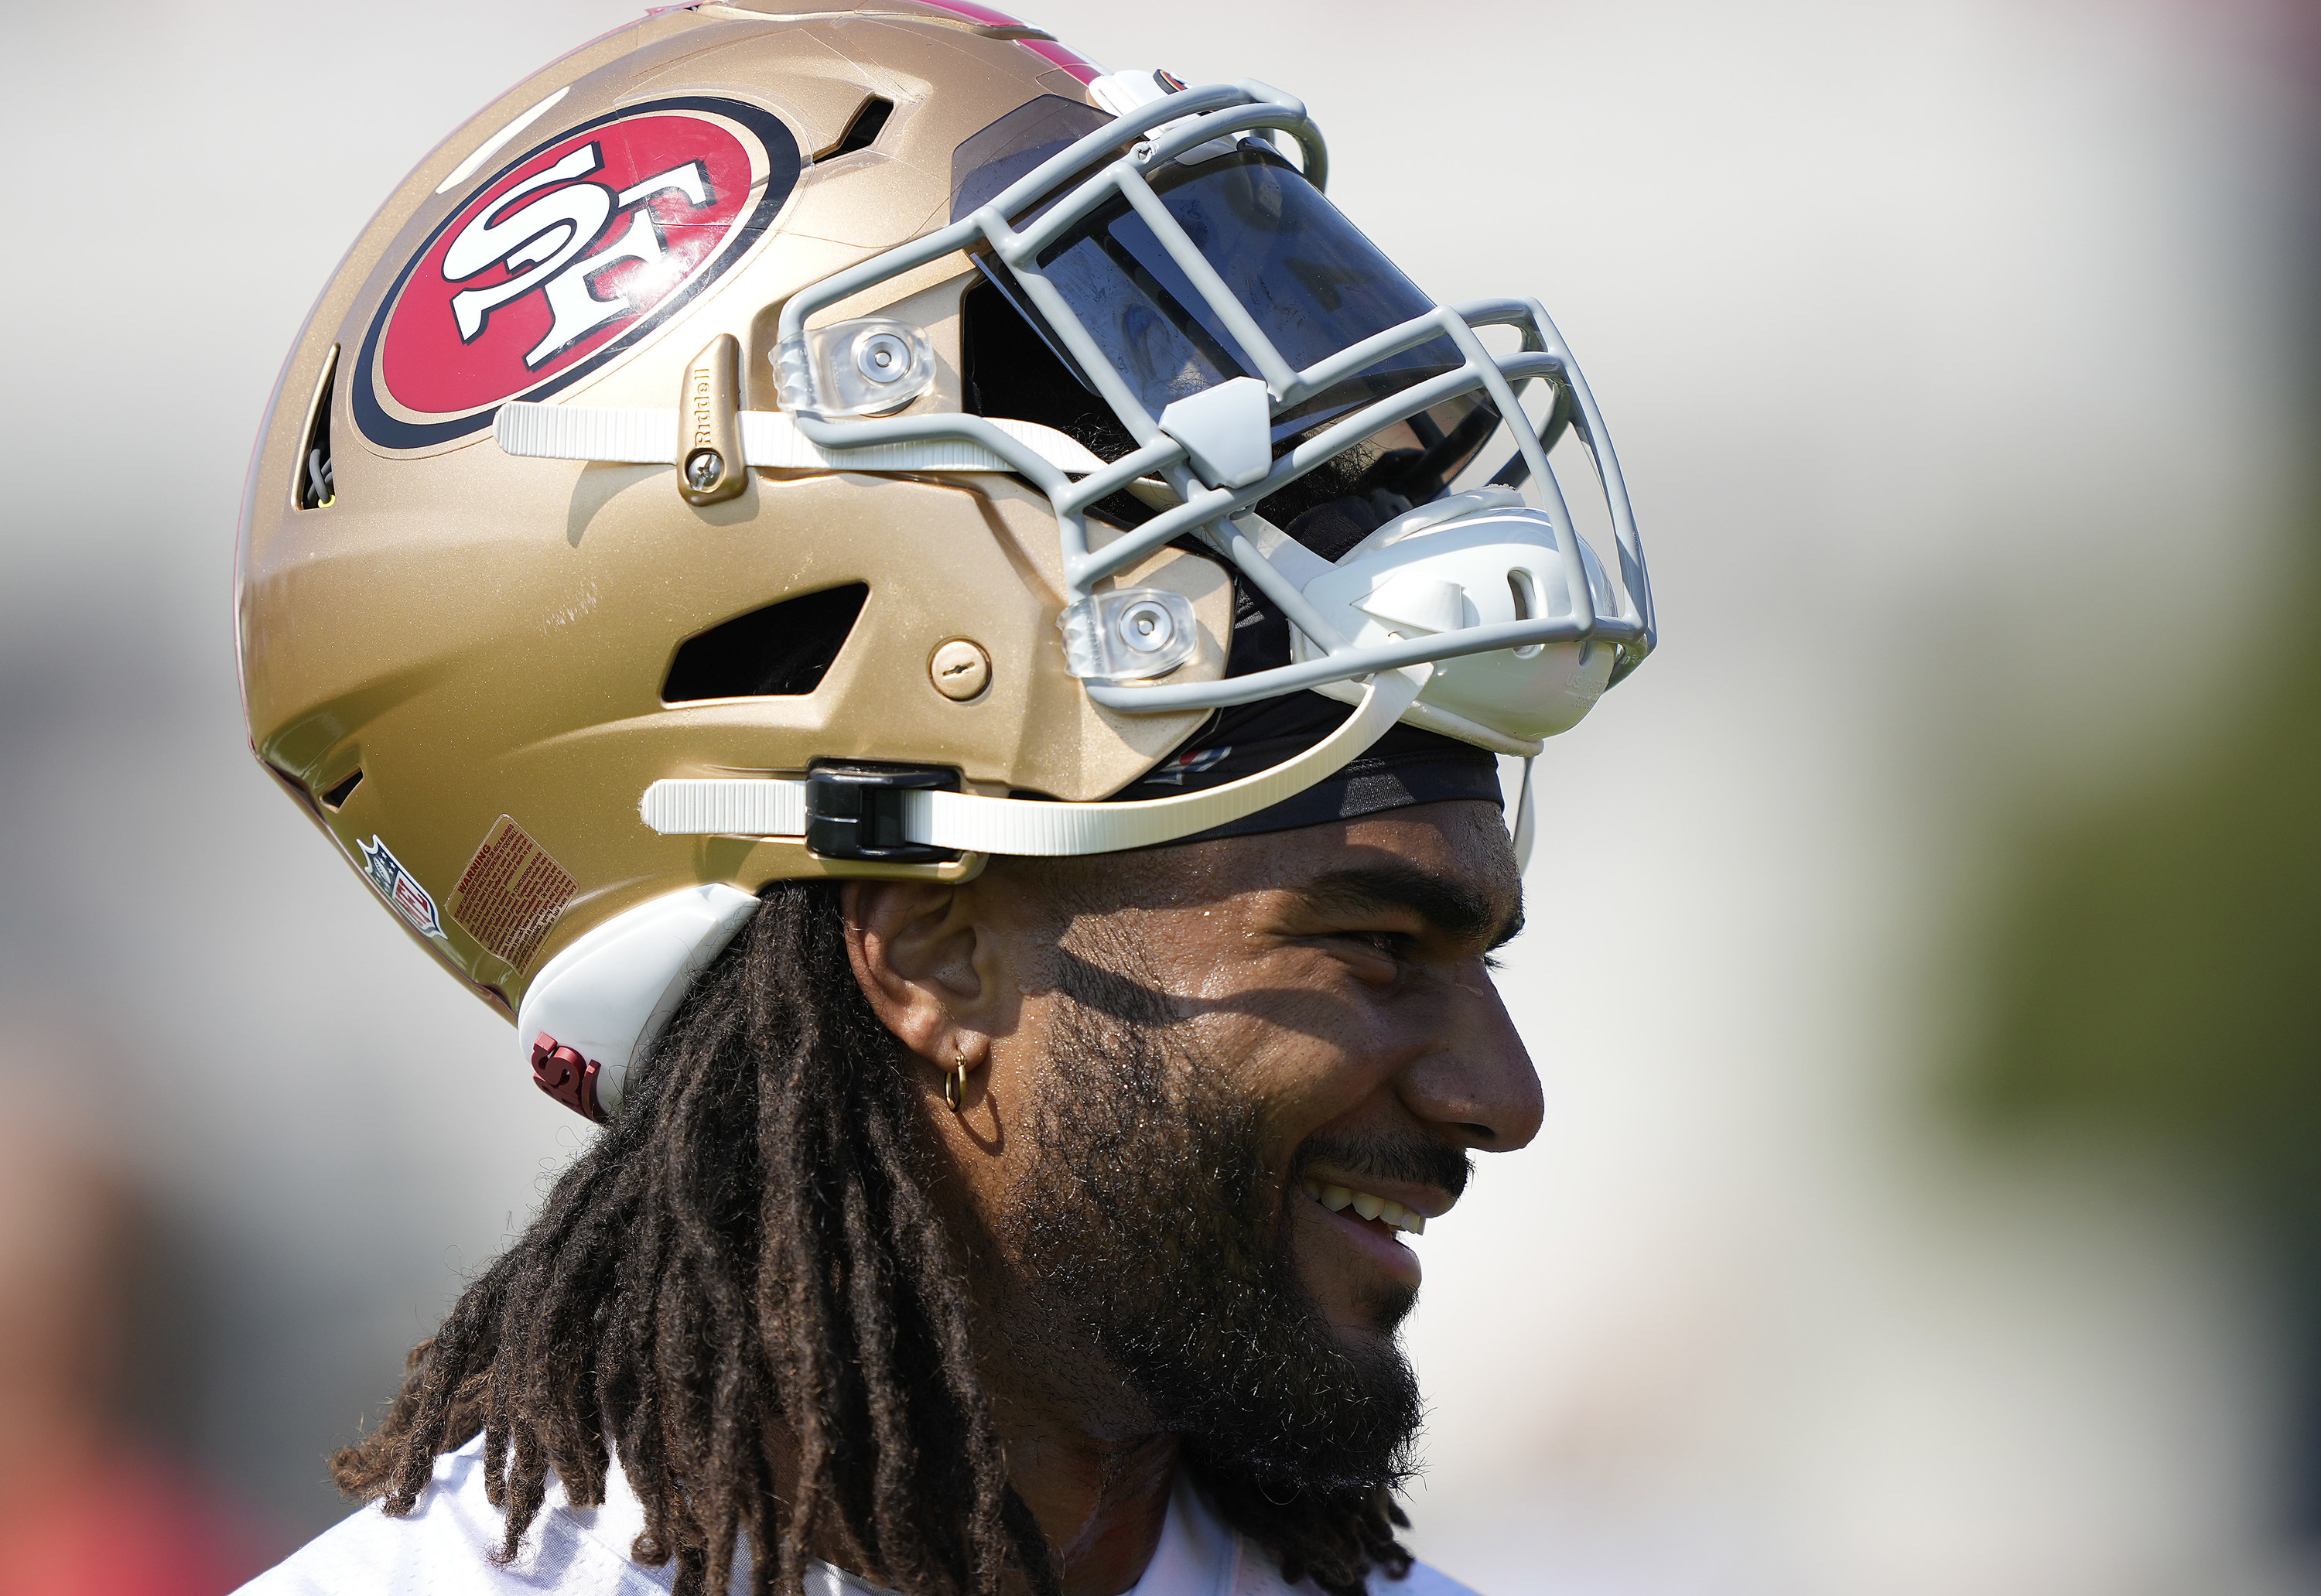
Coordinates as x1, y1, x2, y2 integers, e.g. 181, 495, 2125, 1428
1957, 552, 2321, 1205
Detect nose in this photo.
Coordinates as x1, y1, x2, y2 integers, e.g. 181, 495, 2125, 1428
1396, 965, 1543, 1153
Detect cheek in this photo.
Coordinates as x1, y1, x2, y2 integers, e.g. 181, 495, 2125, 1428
1171, 978, 1392, 1138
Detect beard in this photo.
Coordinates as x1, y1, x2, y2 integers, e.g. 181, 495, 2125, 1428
990, 938, 1457, 1504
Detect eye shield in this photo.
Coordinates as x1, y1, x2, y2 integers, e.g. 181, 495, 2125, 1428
954, 98, 1475, 461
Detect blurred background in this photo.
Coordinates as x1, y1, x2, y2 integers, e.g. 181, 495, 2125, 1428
0, 0, 2312, 1591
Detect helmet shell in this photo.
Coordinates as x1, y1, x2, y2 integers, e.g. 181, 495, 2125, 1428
239, 2, 1231, 1019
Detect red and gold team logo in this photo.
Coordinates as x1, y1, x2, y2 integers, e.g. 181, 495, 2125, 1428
352, 97, 801, 449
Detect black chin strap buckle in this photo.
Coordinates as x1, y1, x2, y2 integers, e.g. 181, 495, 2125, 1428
804, 761, 961, 865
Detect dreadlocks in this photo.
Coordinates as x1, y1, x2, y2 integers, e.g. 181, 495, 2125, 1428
332, 876, 1413, 1596
332, 881, 1041, 1596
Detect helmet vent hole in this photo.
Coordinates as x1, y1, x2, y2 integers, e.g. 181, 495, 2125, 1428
296, 343, 337, 510
320, 768, 364, 810
663, 583, 870, 702
825, 97, 894, 159
1508, 569, 1543, 658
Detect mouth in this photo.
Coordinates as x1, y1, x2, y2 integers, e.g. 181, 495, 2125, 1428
1298, 1177, 1434, 1237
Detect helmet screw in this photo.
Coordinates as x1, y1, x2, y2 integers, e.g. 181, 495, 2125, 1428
928, 638, 991, 702
684, 449, 724, 490
856, 330, 913, 384
1116, 596, 1177, 654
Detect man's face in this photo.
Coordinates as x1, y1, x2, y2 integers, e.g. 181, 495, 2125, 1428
921, 800, 1540, 1495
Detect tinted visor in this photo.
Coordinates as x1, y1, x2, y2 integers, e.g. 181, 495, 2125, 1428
965, 139, 1467, 452
1039, 146, 1459, 439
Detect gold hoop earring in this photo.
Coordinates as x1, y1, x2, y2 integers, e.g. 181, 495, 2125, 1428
945, 1053, 969, 1113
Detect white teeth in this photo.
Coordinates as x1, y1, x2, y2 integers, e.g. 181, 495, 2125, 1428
1304, 1179, 1429, 1234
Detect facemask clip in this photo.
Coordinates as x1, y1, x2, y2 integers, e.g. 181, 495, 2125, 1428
776, 318, 935, 418
1058, 589, 1201, 682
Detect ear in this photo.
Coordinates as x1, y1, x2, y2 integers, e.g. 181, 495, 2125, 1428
841, 879, 993, 1068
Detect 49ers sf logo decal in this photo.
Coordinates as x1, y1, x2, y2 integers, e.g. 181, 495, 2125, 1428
353, 97, 800, 450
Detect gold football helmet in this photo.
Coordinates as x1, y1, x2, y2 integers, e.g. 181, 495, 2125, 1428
238, 0, 1653, 1119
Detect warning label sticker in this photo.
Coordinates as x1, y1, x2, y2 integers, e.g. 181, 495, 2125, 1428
450, 815, 578, 972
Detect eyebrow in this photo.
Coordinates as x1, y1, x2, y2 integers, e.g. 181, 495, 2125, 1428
1298, 864, 1525, 952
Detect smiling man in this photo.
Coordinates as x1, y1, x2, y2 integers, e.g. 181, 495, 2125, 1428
232, 5, 1650, 1595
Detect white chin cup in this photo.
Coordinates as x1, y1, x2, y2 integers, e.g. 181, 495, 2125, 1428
514, 884, 759, 1119
1293, 504, 1619, 751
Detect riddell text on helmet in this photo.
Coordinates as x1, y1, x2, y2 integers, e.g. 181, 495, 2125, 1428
352, 97, 801, 450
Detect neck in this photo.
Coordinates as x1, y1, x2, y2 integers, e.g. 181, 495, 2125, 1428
964, 1284, 1187, 1596
966, 1315, 1184, 1596
778, 1398, 1178, 1596
1002, 1419, 1179, 1596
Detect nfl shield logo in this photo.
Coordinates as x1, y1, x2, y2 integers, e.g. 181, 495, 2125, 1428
357, 836, 446, 941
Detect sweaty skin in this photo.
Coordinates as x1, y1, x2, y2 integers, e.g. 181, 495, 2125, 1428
843, 799, 1540, 1596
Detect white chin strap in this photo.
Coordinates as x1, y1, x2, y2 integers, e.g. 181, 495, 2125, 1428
494, 402, 1106, 476
643, 665, 1427, 856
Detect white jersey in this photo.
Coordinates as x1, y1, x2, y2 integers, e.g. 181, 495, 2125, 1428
234, 1433, 1482, 1596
